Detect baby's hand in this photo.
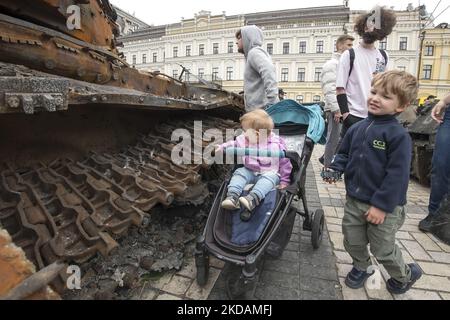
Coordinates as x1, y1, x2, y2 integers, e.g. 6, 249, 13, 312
278, 183, 289, 190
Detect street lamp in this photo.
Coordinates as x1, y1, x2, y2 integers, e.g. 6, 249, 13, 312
417, 30, 426, 88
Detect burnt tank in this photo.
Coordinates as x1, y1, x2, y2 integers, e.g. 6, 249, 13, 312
0, 0, 244, 298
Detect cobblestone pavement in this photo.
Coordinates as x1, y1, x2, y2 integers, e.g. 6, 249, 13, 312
141, 144, 449, 300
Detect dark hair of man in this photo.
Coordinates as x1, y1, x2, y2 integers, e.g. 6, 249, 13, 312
354, 6, 397, 41
235, 29, 242, 39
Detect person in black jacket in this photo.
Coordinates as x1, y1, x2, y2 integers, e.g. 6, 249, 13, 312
323, 71, 422, 295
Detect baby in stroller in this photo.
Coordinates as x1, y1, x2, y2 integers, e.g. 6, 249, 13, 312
215, 109, 293, 212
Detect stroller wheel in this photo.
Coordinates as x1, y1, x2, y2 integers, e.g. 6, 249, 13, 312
311, 209, 325, 249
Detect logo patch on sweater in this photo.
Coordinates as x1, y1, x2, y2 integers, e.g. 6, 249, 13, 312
373, 140, 386, 150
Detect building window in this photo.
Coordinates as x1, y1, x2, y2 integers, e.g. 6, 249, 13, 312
425, 45, 434, 56
283, 42, 290, 54
173, 47, 178, 58
423, 65, 432, 80
198, 68, 204, 79
296, 95, 304, 104
173, 70, 179, 79
228, 42, 233, 53
281, 68, 289, 82
399, 37, 408, 51
315, 68, 322, 82
142, 54, 146, 64
380, 39, 387, 50
397, 66, 406, 72
316, 41, 324, 53
186, 45, 191, 57
153, 53, 157, 63
212, 67, 219, 81
267, 43, 273, 55
199, 44, 205, 56
297, 68, 306, 82
313, 95, 321, 102
213, 43, 219, 55
184, 69, 191, 82
299, 41, 306, 54
132, 55, 136, 65
226, 67, 233, 81
333, 40, 337, 52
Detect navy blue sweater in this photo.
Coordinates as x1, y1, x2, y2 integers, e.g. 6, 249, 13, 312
330, 113, 412, 214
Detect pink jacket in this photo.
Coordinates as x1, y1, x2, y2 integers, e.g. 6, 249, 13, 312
218, 132, 293, 184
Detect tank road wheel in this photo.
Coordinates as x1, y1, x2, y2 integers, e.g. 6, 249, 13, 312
311, 209, 325, 249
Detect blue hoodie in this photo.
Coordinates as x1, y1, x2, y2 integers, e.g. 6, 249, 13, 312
330, 113, 412, 214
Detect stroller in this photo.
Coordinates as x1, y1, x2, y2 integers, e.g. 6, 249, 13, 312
195, 101, 326, 299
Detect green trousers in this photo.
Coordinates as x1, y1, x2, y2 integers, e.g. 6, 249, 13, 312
342, 196, 411, 284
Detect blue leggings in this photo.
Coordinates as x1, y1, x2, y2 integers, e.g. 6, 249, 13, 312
228, 167, 280, 201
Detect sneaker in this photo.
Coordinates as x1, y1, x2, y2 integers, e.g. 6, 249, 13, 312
386, 263, 423, 295
419, 214, 434, 232
345, 267, 373, 289
221, 195, 240, 210
239, 193, 260, 212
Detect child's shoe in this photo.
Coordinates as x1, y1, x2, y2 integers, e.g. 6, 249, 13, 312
221, 194, 240, 210
239, 193, 260, 212
345, 267, 374, 289
386, 263, 422, 295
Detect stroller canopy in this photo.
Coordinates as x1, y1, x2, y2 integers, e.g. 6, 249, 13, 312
266, 99, 326, 144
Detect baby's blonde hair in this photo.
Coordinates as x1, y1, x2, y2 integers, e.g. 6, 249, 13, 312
372, 71, 418, 107
240, 109, 274, 133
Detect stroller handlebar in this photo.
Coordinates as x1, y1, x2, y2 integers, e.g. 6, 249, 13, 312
224, 147, 286, 158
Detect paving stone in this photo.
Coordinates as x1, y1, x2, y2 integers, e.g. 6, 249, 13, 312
365, 276, 393, 300
417, 262, 450, 277
259, 271, 300, 290
394, 289, 442, 300
139, 287, 158, 300
440, 293, 450, 300
414, 275, 450, 292
146, 271, 174, 290
410, 233, 442, 252
326, 217, 343, 226
323, 206, 337, 218
210, 256, 226, 269
177, 259, 196, 279
162, 275, 192, 296
429, 251, 450, 264
399, 224, 421, 232
263, 259, 300, 275
299, 276, 341, 297
255, 284, 300, 300
299, 262, 339, 281
300, 291, 341, 300
400, 249, 415, 264
186, 267, 221, 300
279, 250, 300, 262
334, 251, 353, 264
401, 240, 433, 261
156, 294, 182, 300
396, 231, 413, 240
339, 277, 368, 300
329, 232, 345, 251
404, 219, 422, 226
335, 207, 345, 218
336, 263, 353, 278
327, 223, 343, 233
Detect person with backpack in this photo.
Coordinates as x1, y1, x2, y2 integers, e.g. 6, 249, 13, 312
336, 6, 397, 137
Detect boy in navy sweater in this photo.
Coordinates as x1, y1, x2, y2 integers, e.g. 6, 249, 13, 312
323, 70, 422, 294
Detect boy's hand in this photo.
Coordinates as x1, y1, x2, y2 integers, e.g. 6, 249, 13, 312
321, 168, 341, 184
365, 206, 386, 225
431, 100, 448, 124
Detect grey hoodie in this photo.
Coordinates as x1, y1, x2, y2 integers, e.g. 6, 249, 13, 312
241, 25, 279, 112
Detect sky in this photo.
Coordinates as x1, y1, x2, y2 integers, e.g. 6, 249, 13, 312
110, 0, 450, 26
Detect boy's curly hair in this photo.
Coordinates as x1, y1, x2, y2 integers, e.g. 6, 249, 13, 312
354, 6, 397, 41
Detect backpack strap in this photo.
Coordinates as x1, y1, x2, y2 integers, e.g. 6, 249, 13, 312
379, 49, 388, 68
348, 48, 355, 77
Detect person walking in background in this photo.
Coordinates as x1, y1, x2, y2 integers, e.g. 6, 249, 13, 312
336, 6, 397, 137
236, 26, 279, 112
320, 34, 354, 168
419, 92, 450, 232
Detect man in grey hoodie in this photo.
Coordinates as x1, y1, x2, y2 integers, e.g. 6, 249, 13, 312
236, 26, 279, 112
